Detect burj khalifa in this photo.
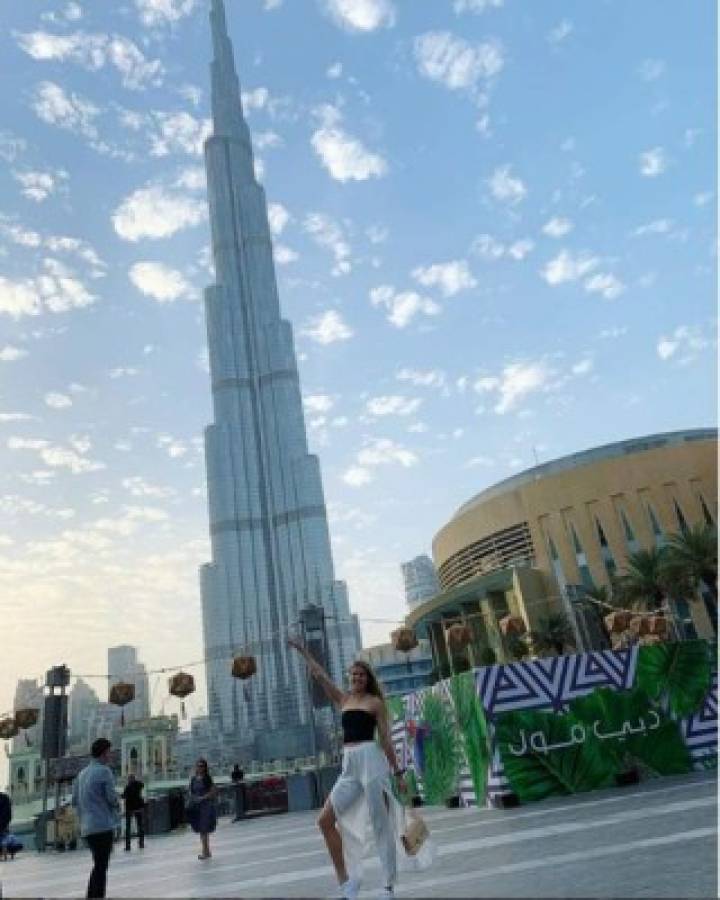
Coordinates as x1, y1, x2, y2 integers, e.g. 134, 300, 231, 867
199, 0, 360, 760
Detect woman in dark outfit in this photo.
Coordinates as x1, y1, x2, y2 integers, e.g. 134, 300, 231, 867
187, 758, 217, 860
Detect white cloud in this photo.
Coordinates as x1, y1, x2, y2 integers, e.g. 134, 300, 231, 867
396, 368, 446, 389
303, 212, 352, 275
487, 165, 526, 204
327, 62, 343, 79
268, 202, 290, 236
129, 261, 191, 302
471, 234, 534, 261
301, 310, 354, 344
632, 218, 674, 237
366, 395, 422, 417
135, 0, 197, 26
241, 87, 270, 111
584, 272, 625, 299
8, 437, 104, 474
542, 216, 573, 238
13, 169, 69, 203
44, 392, 73, 409
369, 285, 441, 328
0, 220, 41, 248
477, 360, 556, 414
122, 476, 175, 499
541, 249, 599, 285
414, 31, 503, 91
32, 81, 99, 139
108, 367, 139, 378
411, 260, 476, 297
0, 132, 27, 163
113, 185, 206, 241
694, 191, 714, 208
147, 111, 211, 156
274, 244, 299, 265
657, 325, 711, 363
599, 326, 628, 340
0, 346, 28, 362
454, 0, 503, 12
311, 105, 387, 183
322, 0, 395, 33
343, 466, 373, 487
638, 58, 665, 81
16, 31, 164, 90
0, 258, 96, 319
547, 19, 573, 44
357, 437, 418, 468
303, 394, 334, 414
571, 357, 594, 376
639, 147, 667, 177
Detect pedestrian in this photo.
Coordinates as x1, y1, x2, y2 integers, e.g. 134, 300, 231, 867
186, 758, 217, 860
230, 763, 245, 822
287, 637, 408, 900
71, 738, 120, 899
121, 773, 145, 851
0, 789, 11, 862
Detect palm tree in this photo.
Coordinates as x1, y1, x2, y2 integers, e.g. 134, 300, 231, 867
615, 547, 675, 611
528, 613, 576, 656
664, 523, 718, 604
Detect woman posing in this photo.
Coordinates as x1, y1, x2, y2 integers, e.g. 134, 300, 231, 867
187, 758, 217, 860
288, 637, 406, 900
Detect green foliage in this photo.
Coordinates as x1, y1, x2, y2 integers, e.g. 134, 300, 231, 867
569, 687, 691, 776
636, 640, 712, 718
495, 708, 614, 802
528, 613, 576, 656
419, 692, 460, 805
478, 647, 497, 667
449, 672, 490, 805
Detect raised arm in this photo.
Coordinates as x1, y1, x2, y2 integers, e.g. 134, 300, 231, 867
287, 635, 345, 708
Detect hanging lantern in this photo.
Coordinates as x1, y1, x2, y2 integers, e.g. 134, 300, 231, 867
647, 615, 668, 638
628, 615, 651, 637
445, 623, 472, 653
391, 627, 418, 655
168, 672, 195, 720
641, 634, 663, 646
14, 708, 39, 746
0, 717, 18, 741
604, 611, 632, 634
232, 656, 257, 680
109, 682, 135, 726
499, 615, 526, 637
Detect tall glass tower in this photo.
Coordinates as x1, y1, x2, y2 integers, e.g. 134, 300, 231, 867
199, 0, 360, 760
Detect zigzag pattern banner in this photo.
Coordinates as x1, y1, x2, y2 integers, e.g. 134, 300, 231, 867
681, 674, 718, 768
474, 646, 639, 717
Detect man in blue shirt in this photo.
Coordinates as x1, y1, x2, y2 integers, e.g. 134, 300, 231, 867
72, 739, 120, 899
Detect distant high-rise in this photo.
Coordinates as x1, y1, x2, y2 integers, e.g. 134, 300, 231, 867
108, 646, 150, 723
401, 555, 441, 609
68, 678, 100, 749
199, 0, 360, 759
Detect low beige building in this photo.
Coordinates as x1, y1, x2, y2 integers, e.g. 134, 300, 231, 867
408, 428, 717, 673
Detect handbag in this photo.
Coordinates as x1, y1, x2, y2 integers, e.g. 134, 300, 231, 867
401, 809, 429, 856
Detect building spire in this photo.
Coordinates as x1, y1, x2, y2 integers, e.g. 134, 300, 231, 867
209, 0, 250, 143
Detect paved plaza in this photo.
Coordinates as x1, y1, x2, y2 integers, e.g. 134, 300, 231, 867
1, 773, 716, 898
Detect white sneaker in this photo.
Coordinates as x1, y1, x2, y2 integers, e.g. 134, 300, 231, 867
339, 877, 360, 900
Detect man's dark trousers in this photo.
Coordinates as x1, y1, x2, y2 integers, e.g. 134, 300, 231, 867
124, 809, 145, 850
85, 831, 114, 899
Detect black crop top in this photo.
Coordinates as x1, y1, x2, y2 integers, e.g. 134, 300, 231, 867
341, 709, 376, 743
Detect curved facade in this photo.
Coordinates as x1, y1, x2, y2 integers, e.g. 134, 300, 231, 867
409, 429, 717, 674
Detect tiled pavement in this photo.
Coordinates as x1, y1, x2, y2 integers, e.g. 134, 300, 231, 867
1, 772, 716, 898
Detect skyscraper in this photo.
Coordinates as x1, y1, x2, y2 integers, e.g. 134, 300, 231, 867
401, 554, 440, 609
199, 0, 360, 760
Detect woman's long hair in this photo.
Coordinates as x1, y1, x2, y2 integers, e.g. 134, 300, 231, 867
350, 659, 387, 708
194, 757, 213, 791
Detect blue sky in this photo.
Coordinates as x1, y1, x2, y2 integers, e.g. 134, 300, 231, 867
0, 0, 715, 724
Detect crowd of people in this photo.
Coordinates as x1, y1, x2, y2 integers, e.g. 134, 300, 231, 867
5, 647, 426, 900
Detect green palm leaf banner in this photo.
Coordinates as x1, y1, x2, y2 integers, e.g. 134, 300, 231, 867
568, 687, 691, 776
450, 672, 491, 805
418, 692, 461, 805
636, 641, 712, 718
495, 708, 615, 801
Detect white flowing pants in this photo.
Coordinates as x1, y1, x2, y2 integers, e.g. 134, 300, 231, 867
330, 741, 397, 887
